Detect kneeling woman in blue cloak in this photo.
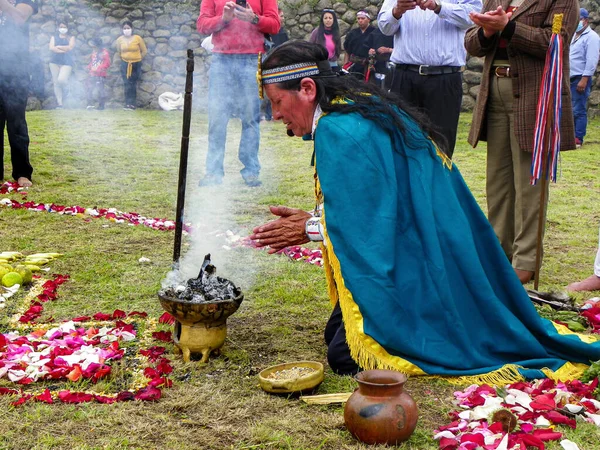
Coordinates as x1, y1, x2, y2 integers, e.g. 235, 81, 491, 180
250, 40, 600, 384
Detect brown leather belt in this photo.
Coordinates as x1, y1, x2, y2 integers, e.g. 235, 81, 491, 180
494, 66, 511, 78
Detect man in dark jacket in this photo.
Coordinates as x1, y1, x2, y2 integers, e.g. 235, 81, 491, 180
0, 0, 38, 187
343, 10, 374, 79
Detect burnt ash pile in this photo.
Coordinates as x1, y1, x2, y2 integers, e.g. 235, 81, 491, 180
160, 255, 239, 304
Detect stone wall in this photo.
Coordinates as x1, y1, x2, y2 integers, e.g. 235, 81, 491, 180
28, 0, 600, 113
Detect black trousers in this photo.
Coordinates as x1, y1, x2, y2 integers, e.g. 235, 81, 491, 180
0, 74, 33, 181
390, 68, 462, 157
324, 301, 360, 376
120, 61, 141, 107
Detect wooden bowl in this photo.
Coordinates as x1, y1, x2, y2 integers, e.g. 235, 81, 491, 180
258, 361, 324, 394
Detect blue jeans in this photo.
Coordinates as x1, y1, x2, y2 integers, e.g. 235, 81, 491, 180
570, 75, 592, 142
206, 53, 261, 179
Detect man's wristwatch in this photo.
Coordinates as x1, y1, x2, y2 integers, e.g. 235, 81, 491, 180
305, 216, 324, 242
251, 14, 259, 24
434, 0, 442, 14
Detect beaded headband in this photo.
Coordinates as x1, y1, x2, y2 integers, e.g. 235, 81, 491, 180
256, 55, 332, 99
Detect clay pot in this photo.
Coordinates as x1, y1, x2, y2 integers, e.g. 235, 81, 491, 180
344, 370, 418, 445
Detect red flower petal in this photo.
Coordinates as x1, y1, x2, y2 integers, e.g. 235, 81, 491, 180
518, 433, 544, 449
152, 331, 172, 342
35, 389, 54, 404
144, 367, 160, 379
134, 386, 162, 401
112, 309, 126, 319
488, 421, 505, 433
139, 346, 166, 361
542, 410, 577, 429
93, 395, 117, 404
116, 391, 135, 402
532, 428, 562, 441
92, 312, 112, 321
156, 359, 173, 375
0, 387, 19, 396
58, 390, 94, 403
530, 394, 556, 411
71, 316, 91, 322
148, 377, 172, 388
158, 312, 175, 325
438, 436, 459, 450
11, 394, 33, 406
459, 433, 485, 446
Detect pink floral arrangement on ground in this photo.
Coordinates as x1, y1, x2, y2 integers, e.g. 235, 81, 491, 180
278, 245, 323, 266
0, 271, 175, 405
0, 198, 179, 232
435, 378, 600, 450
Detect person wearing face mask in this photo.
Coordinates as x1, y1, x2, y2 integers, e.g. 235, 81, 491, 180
115, 20, 147, 111
48, 18, 75, 109
309, 9, 343, 72
569, 8, 600, 149
343, 10, 375, 79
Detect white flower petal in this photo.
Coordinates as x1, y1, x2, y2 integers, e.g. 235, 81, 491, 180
560, 439, 581, 450
433, 430, 456, 440
584, 412, 600, 426
535, 416, 551, 426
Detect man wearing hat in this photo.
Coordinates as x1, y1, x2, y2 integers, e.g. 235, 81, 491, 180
570, 7, 600, 149
378, 0, 482, 157
343, 10, 375, 78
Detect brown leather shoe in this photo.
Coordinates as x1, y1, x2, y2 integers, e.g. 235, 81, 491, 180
514, 268, 534, 284
566, 275, 600, 292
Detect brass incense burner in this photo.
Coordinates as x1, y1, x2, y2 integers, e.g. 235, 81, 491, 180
158, 256, 243, 362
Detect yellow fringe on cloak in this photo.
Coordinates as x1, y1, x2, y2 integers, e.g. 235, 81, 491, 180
315, 173, 595, 385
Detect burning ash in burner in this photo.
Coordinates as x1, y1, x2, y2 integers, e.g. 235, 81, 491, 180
160, 254, 239, 303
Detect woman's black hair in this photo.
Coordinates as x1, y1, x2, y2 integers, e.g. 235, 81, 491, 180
313, 10, 342, 59
56, 16, 69, 27
262, 40, 448, 154
122, 20, 133, 29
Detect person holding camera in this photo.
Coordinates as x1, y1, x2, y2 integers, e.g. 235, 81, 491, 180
378, 0, 482, 157
197, 0, 280, 187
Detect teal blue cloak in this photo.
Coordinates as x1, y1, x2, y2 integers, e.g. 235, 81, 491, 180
314, 109, 600, 383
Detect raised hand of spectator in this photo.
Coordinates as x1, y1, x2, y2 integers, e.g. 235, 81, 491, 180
393, 0, 418, 19
233, 3, 256, 22
470, 6, 512, 38
222, 1, 236, 23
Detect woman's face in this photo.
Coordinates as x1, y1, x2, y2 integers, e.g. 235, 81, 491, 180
123, 24, 133, 36
323, 13, 334, 28
58, 23, 68, 34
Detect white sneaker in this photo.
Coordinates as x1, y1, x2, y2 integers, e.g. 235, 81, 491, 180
86, 105, 95, 110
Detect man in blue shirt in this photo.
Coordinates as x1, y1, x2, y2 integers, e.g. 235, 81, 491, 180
378, 0, 482, 157
569, 7, 600, 148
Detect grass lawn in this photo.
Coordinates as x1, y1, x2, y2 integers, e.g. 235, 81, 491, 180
0, 109, 599, 449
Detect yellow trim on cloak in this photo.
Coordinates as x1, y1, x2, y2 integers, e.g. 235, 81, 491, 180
551, 321, 600, 344
315, 173, 593, 384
